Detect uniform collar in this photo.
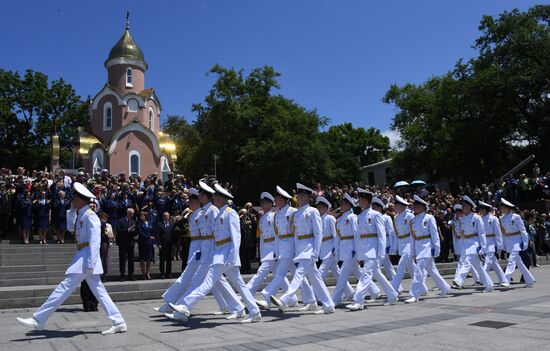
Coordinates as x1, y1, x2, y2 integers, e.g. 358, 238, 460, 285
202, 201, 212, 210
77, 204, 90, 216
278, 203, 289, 211
219, 204, 229, 212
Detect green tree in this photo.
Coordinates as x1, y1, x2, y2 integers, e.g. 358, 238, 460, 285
320, 123, 390, 183
183, 65, 331, 200
384, 5, 550, 184
0, 69, 88, 169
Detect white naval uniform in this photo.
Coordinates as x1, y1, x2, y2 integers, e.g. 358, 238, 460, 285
380, 214, 398, 283
455, 213, 494, 289
482, 213, 507, 284
173, 203, 243, 313
318, 212, 354, 300
261, 204, 314, 305
331, 209, 360, 304
353, 207, 395, 304
246, 210, 291, 295
180, 205, 260, 315
500, 212, 535, 285
33, 205, 125, 327
390, 209, 427, 293
409, 212, 450, 298
451, 217, 481, 283
278, 204, 335, 309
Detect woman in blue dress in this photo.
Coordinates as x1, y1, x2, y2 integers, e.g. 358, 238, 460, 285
137, 211, 156, 280
34, 191, 51, 244
18, 190, 34, 244
52, 190, 70, 243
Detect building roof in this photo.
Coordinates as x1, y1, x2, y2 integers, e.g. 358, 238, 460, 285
361, 158, 393, 171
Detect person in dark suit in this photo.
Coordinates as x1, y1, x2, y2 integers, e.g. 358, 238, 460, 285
157, 211, 174, 278
115, 208, 137, 281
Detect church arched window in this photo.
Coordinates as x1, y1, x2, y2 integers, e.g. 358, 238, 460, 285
103, 102, 112, 131
126, 67, 133, 87
127, 98, 138, 112
148, 108, 154, 131
129, 150, 140, 176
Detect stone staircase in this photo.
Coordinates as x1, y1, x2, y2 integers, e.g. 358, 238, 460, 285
0, 240, 547, 309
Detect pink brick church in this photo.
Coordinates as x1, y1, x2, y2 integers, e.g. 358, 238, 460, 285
78, 17, 176, 178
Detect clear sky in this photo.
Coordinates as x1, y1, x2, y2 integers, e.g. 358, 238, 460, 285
1, 0, 545, 143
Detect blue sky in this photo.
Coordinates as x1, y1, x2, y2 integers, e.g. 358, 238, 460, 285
1, 0, 544, 143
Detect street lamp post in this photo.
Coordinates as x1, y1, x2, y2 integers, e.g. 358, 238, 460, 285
213, 154, 218, 179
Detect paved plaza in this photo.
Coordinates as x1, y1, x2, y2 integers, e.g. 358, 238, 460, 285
1, 266, 549, 351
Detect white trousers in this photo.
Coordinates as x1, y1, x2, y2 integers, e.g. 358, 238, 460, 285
262, 258, 313, 304
456, 254, 494, 289
353, 259, 383, 304
391, 252, 427, 293
246, 260, 291, 295
280, 259, 335, 309
380, 255, 397, 280
454, 255, 481, 282
33, 273, 124, 327
410, 257, 450, 298
331, 258, 358, 303
484, 252, 507, 284
504, 251, 535, 285
176, 261, 243, 313
162, 258, 200, 304
182, 265, 260, 315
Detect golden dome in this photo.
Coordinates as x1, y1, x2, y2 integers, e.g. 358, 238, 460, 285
105, 14, 147, 69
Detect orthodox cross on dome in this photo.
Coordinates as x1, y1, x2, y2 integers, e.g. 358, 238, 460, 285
126, 11, 130, 30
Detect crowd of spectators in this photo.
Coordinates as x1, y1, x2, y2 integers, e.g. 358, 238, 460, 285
0, 164, 548, 280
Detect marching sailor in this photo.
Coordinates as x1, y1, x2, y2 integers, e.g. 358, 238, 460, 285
169, 183, 262, 323
17, 183, 127, 334
347, 188, 396, 310
478, 201, 507, 286
331, 193, 361, 305
450, 204, 482, 286
371, 197, 399, 290
257, 186, 313, 310
452, 195, 494, 292
246, 192, 286, 295
390, 195, 427, 294
165, 181, 244, 321
405, 195, 450, 303
499, 198, 535, 287
270, 183, 336, 314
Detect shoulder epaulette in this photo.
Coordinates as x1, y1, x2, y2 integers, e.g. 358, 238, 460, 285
225, 207, 233, 213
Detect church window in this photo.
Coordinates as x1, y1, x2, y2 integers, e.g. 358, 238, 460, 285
126, 68, 133, 87
129, 150, 140, 176
103, 102, 112, 131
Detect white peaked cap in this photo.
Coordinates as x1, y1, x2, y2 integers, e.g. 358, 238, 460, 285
500, 198, 515, 208
372, 197, 385, 208
199, 181, 215, 194
343, 193, 357, 207
214, 183, 233, 199
461, 195, 477, 209
275, 185, 292, 199
413, 195, 429, 209
296, 183, 314, 194
478, 200, 492, 209
394, 195, 410, 206
260, 192, 275, 203
315, 196, 332, 209
74, 182, 95, 200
